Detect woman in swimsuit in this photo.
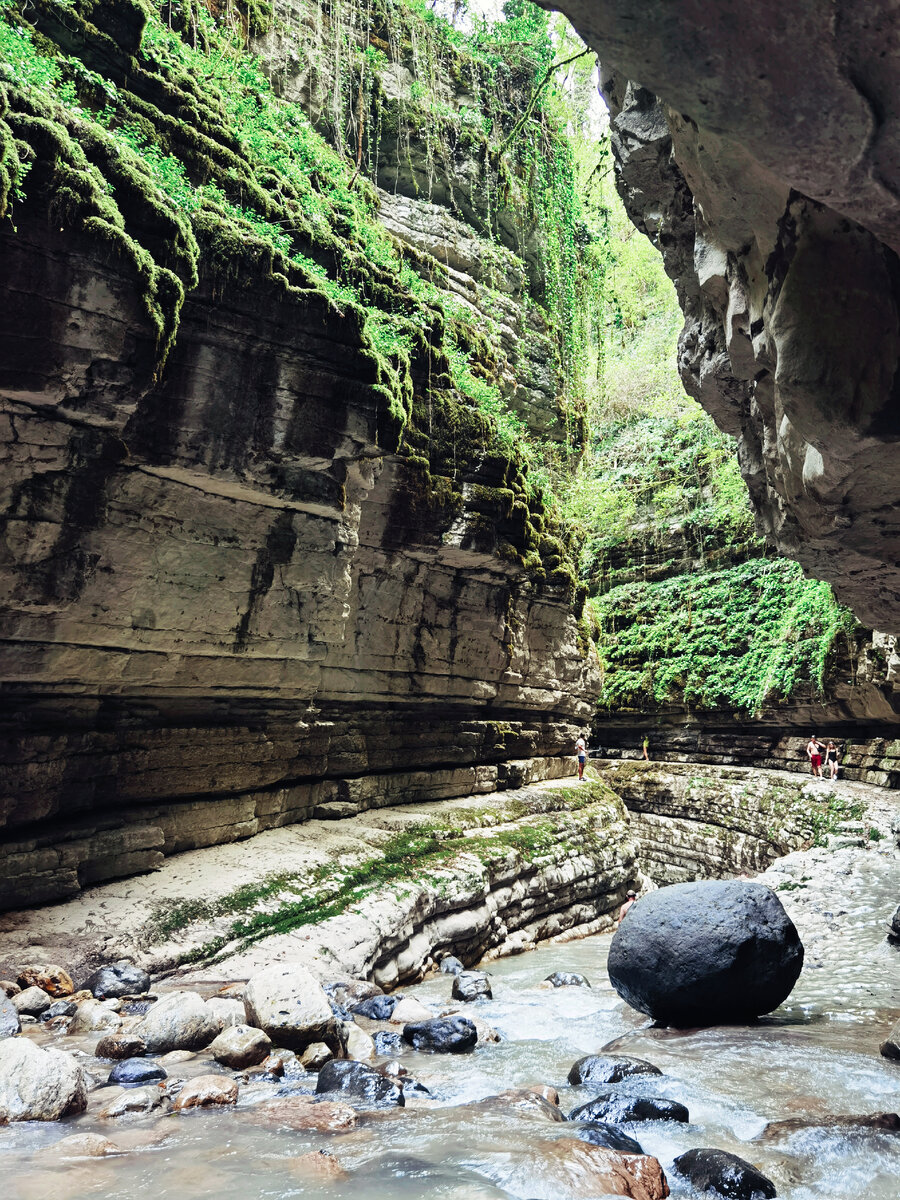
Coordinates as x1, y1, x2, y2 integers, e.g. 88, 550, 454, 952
824, 740, 839, 779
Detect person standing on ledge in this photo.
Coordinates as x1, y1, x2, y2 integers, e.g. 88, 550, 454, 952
618, 890, 638, 924
642, 735, 650, 761
575, 734, 587, 781
824, 739, 839, 779
807, 734, 823, 778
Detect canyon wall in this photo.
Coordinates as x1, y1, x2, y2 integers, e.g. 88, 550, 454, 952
0, 0, 596, 908
548, 0, 900, 636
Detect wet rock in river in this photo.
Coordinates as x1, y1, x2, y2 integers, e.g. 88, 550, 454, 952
544, 971, 591, 988
471, 1089, 565, 1122
674, 1147, 776, 1199
402, 1016, 478, 1053
41, 1000, 78, 1021
452, 971, 492, 1001
568, 1054, 662, 1086
244, 964, 338, 1052
300, 1041, 334, 1070
98, 1086, 170, 1119
17, 965, 75, 998
85, 961, 151, 1000
209, 1023, 272, 1069
879, 1018, 900, 1060
69, 998, 123, 1034
95, 1033, 148, 1060
524, 1138, 669, 1200
439, 956, 464, 975
323, 979, 383, 1007
756, 1111, 900, 1140
608, 880, 803, 1026
373, 1030, 405, 1055
0, 1038, 87, 1122
12, 986, 53, 1017
108, 1058, 167, 1087
0, 994, 21, 1039
282, 1150, 349, 1183
571, 1120, 644, 1154
344, 1022, 376, 1062
316, 1059, 405, 1107
390, 996, 434, 1024
53, 1133, 120, 1158
570, 1092, 690, 1124
248, 1095, 358, 1132
173, 1074, 239, 1110
134, 991, 223, 1053
351, 994, 397, 1020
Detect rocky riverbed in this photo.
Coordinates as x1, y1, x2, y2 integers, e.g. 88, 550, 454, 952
0, 777, 897, 1199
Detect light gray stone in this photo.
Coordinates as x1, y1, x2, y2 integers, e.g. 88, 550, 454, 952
133, 991, 223, 1053
0, 1038, 87, 1122
209, 1023, 272, 1069
244, 964, 337, 1052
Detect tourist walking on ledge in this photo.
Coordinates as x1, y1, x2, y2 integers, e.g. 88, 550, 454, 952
575, 735, 587, 781
807, 734, 823, 778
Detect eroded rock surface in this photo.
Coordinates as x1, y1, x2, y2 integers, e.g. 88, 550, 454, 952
548, 0, 900, 632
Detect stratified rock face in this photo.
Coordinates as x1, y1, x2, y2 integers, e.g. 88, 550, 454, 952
547, 0, 900, 633
0, 0, 599, 910
607, 880, 804, 1026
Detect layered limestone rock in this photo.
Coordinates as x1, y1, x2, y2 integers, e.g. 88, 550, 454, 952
0, 0, 596, 909
594, 760, 881, 884
547, 0, 900, 633
0, 779, 641, 983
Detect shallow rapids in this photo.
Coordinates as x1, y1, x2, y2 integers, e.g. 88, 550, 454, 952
3, 845, 899, 1200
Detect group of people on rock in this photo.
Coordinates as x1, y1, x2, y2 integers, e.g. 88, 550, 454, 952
807, 735, 840, 779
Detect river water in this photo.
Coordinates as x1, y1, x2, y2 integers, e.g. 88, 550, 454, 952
4, 845, 899, 1200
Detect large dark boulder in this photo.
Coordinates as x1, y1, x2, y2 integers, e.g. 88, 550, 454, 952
674, 1148, 777, 1199
85, 961, 151, 999
402, 1017, 478, 1054
567, 1053, 661, 1085
607, 880, 803, 1026
315, 1059, 404, 1108
569, 1092, 689, 1124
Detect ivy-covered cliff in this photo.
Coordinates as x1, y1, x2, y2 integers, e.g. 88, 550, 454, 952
0, 0, 608, 908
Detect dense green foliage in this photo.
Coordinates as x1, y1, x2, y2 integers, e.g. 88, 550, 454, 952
591, 557, 857, 715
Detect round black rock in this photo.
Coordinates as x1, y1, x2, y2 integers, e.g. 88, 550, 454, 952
315, 1059, 404, 1108
567, 1054, 661, 1085
451, 971, 492, 1002
571, 1121, 644, 1155
85, 961, 151, 1000
569, 1092, 689, 1124
108, 1058, 167, 1087
673, 1148, 777, 1199
402, 1016, 478, 1054
545, 972, 591, 988
351, 994, 397, 1020
607, 880, 803, 1026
